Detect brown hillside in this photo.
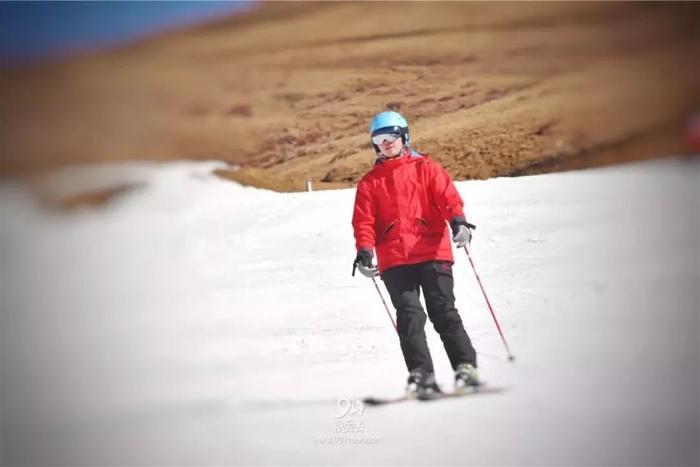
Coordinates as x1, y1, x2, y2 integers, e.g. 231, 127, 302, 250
1, 2, 698, 192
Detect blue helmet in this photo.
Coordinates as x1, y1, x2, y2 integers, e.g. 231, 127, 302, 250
369, 111, 410, 150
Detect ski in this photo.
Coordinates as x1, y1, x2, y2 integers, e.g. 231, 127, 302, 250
363, 385, 505, 407
363, 394, 413, 406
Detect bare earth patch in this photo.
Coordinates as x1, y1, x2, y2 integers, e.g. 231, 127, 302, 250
27, 179, 143, 211
1, 2, 698, 192
51, 184, 142, 211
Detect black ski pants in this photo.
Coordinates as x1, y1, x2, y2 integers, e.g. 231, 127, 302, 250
381, 260, 477, 375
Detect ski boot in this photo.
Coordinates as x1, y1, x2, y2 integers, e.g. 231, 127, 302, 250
454, 363, 480, 392
406, 370, 442, 400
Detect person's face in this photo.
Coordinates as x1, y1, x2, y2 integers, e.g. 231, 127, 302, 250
374, 133, 404, 158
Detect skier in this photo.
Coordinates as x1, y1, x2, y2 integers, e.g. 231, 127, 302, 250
352, 110, 480, 398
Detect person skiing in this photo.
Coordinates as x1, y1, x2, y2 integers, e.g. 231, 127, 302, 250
351, 110, 479, 398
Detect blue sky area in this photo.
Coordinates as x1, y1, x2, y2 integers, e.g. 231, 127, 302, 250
0, 1, 252, 67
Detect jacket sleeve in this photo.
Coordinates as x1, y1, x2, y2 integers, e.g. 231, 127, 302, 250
352, 179, 376, 251
427, 160, 465, 222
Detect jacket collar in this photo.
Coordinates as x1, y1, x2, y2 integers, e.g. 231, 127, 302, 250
375, 146, 423, 167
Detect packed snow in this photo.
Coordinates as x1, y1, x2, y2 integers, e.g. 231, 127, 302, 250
1, 157, 698, 465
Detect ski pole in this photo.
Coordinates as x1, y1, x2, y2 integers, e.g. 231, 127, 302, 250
353, 259, 398, 333
371, 276, 398, 333
463, 245, 515, 361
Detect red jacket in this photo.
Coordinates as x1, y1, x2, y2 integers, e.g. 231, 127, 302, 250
352, 150, 465, 272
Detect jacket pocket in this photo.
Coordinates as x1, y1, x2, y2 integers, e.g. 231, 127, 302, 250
379, 220, 398, 243
416, 217, 443, 237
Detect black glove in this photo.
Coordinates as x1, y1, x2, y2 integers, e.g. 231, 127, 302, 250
352, 248, 379, 277
449, 216, 476, 248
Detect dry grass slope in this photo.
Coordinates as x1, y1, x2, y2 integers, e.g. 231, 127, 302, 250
1, 2, 698, 194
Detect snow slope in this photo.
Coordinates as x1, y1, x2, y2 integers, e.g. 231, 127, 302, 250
1, 158, 698, 465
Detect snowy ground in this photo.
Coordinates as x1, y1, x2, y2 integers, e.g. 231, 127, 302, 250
1, 157, 698, 465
